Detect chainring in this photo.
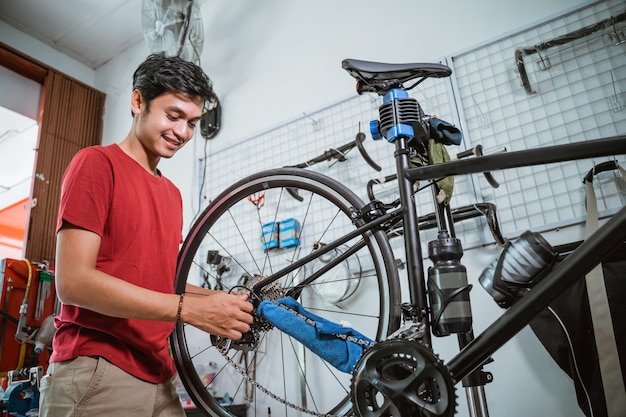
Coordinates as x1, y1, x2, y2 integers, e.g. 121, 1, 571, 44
351, 339, 456, 417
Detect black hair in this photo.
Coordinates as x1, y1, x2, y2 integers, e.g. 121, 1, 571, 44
131, 53, 217, 116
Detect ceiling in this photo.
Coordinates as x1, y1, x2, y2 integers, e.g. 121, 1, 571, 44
0, 0, 145, 69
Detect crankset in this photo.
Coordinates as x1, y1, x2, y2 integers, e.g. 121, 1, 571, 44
351, 339, 456, 417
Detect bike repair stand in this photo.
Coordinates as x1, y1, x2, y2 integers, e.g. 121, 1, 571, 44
429, 186, 493, 417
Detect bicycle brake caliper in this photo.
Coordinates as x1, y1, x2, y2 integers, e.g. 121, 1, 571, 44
353, 200, 387, 225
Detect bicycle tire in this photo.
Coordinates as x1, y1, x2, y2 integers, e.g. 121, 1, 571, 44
171, 167, 402, 417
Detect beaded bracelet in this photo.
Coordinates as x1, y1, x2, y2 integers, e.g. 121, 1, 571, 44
176, 293, 185, 323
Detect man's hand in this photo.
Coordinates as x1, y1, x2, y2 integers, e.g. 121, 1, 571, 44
180, 291, 254, 340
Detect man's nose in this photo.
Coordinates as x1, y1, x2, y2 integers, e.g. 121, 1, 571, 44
173, 120, 191, 142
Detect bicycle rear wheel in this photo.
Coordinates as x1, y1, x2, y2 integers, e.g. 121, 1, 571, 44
171, 168, 402, 417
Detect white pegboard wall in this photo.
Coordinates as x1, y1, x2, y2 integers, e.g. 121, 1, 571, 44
449, 0, 626, 239
199, 73, 461, 214
196, 70, 474, 261
197, 0, 626, 253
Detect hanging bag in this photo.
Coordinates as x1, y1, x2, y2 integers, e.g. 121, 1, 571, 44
529, 161, 626, 417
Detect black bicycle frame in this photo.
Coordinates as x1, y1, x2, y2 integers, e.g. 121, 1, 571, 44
399, 134, 626, 384
249, 134, 626, 386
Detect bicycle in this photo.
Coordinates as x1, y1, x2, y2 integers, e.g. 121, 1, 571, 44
170, 58, 626, 417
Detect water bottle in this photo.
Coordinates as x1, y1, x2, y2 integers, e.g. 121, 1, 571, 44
34, 314, 56, 353
427, 231, 473, 337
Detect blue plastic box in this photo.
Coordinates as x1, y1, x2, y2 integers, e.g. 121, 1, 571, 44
279, 218, 301, 249
261, 221, 279, 252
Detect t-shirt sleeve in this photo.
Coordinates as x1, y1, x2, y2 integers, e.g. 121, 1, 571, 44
57, 147, 113, 237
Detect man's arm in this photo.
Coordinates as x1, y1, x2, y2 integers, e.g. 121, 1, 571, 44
55, 223, 253, 339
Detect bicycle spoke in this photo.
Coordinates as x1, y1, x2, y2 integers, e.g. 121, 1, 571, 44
171, 168, 401, 417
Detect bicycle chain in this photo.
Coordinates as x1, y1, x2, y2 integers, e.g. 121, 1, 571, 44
213, 276, 424, 417
217, 276, 340, 417
214, 322, 425, 417
217, 344, 341, 417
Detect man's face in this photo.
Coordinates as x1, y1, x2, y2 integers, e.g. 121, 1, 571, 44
133, 90, 204, 159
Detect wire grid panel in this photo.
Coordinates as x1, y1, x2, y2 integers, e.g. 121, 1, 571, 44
198, 0, 626, 255
198, 74, 477, 259
192, 184, 367, 291
450, 0, 626, 239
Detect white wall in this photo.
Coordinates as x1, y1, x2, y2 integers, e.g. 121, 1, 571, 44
1, 1, 598, 229
4, 1, 599, 415
194, 0, 590, 143
97, 0, 592, 235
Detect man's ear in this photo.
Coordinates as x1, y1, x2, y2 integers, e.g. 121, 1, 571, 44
130, 90, 144, 116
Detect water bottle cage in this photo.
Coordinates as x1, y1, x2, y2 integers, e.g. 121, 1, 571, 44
491, 243, 523, 306
490, 232, 558, 308
429, 284, 474, 330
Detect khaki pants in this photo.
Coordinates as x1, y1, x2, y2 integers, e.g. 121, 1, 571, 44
39, 356, 185, 417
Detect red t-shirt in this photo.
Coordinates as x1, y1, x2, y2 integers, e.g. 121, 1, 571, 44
51, 144, 183, 383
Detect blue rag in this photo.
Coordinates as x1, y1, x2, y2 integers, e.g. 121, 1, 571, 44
256, 296, 375, 373
429, 117, 463, 146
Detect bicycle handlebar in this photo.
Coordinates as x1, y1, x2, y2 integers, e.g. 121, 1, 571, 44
455, 144, 505, 188
285, 130, 383, 201
366, 144, 504, 202
355, 131, 382, 172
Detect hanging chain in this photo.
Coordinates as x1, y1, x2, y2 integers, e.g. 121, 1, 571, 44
215, 317, 425, 417
216, 344, 343, 417
213, 286, 349, 417
208, 275, 379, 417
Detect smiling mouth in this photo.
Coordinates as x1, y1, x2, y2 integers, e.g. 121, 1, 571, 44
164, 136, 184, 147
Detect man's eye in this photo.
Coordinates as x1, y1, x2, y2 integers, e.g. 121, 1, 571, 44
167, 113, 178, 121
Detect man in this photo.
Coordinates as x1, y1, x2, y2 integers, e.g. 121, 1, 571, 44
39, 54, 254, 417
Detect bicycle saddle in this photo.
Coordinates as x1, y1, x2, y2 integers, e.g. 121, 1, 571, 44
342, 58, 451, 95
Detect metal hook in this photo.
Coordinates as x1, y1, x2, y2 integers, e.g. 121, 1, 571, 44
302, 112, 322, 131
535, 48, 551, 71
608, 17, 626, 45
